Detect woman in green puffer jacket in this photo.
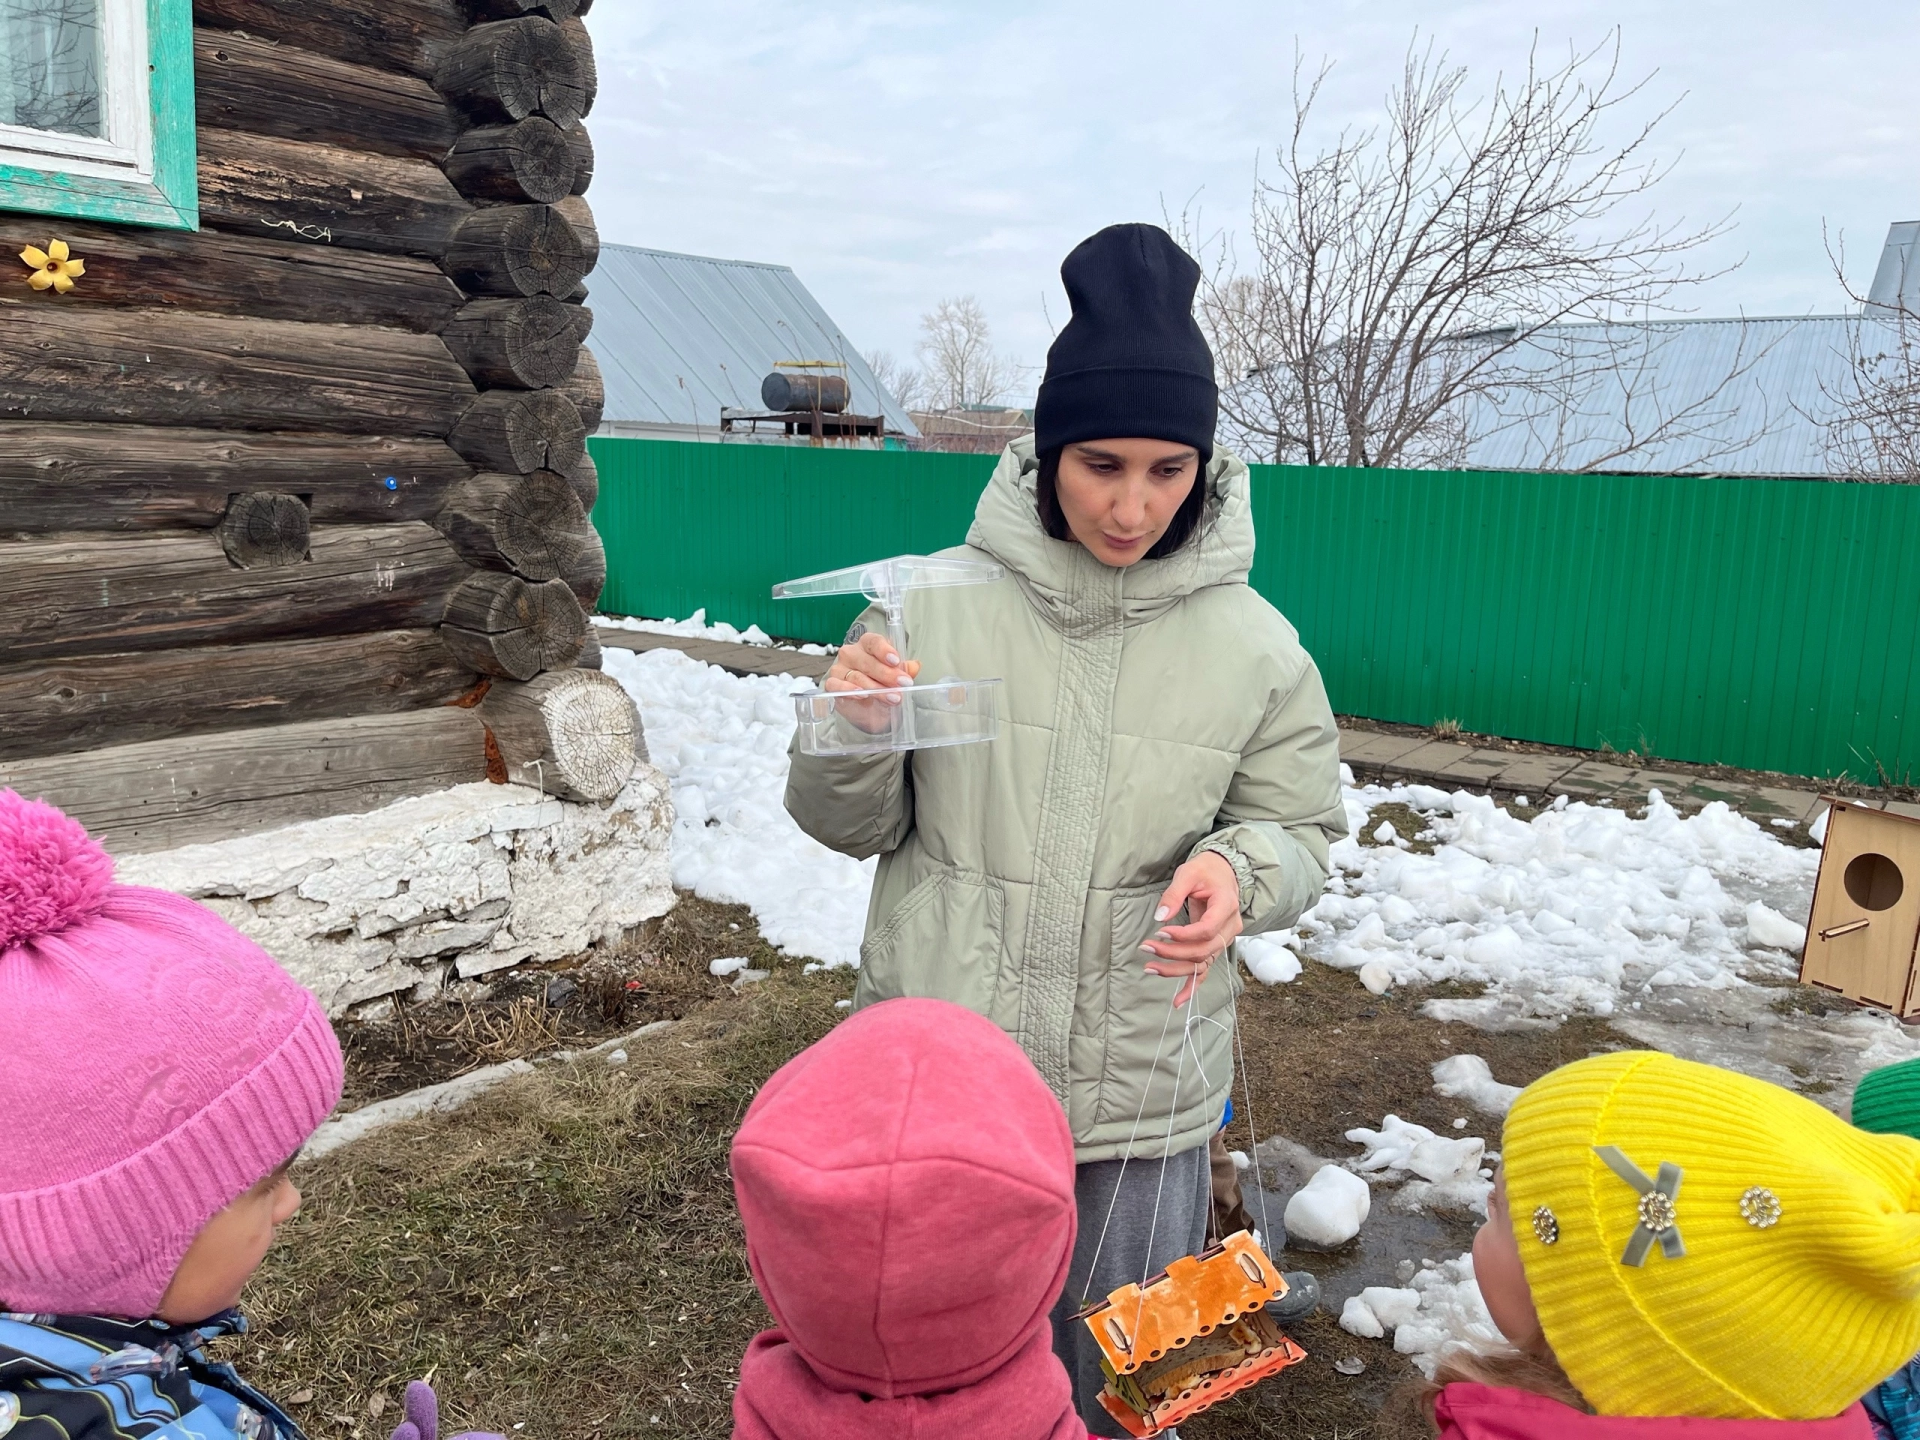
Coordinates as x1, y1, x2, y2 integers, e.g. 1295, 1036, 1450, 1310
783, 223, 1347, 1434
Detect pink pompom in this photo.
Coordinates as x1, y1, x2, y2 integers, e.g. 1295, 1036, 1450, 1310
0, 791, 114, 951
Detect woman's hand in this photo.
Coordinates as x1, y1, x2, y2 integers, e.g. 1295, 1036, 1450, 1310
1142, 851, 1243, 1007
822, 631, 921, 734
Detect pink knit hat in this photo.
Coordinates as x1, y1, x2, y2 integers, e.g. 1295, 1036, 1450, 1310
0, 791, 343, 1318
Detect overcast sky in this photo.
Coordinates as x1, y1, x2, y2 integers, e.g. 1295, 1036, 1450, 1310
583, 1, 1920, 402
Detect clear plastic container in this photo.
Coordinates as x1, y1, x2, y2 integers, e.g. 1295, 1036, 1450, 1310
774, 553, 1007, 756
791, 677, 1001, 758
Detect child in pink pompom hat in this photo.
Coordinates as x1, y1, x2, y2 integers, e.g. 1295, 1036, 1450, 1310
0, 791, 491, 1440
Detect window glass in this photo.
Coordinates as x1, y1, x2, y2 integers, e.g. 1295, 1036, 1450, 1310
0, 0, 104, 139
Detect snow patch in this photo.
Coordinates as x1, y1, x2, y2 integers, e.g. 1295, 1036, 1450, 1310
1284, 1164, 1372, 1248
1299, 784, 1820, 1020
603, 646, 872, 967
1745, 900, 1807, 954
1431, 1055, 1522, 1116
1241, 932, 1302, 984
1339, 1286, 1423, 1339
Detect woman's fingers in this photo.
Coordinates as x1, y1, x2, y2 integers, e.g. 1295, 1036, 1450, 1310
1145, 955, 1212, 1008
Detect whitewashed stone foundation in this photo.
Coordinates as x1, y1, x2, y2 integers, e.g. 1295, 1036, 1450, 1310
117, 768, 676, 1014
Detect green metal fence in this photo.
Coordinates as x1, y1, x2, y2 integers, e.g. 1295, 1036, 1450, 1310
588, 436, 1920, 783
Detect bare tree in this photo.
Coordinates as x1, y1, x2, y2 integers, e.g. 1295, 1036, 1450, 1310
1181, 34, 1748, 470
1816, 230, 1920, 483
863, 348, 928, 413
916, 296, 1021, 410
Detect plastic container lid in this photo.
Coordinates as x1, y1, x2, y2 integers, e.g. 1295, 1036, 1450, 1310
772, 555, 1004, 604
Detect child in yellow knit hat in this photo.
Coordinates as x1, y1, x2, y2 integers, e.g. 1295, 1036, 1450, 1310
1394, 1050, 1920, 1439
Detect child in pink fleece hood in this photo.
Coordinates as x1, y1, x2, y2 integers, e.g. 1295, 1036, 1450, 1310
730, 997, 1087, 1440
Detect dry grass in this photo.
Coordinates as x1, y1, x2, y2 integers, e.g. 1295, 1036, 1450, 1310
234, 966, 853, 1440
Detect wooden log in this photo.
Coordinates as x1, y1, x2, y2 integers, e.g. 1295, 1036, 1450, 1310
561, 344, 604, 430
466, 0, 585, 22
217, 491, 311, 567
0, 709, 490, 854
553, 193, 598, 273
197, 128, 473, 259
479, 669, 637, 801
563, 448, 597, 510
0, 218, 461, 330
439, 296, 590, 388
0, 630, 475, 762
561, 18, 596, 117
565, 121, 593, 195
434, 469, 597, 587
440, 570, 585, 678
2, 523, 470, 663
0, 307, 475, 435
191, 0, 468, 80
443, 117, 575, 204
576, 629, 602, 670
567, 522, 605, 608
0, 425, 472, 533
449, 389, 586, 473
435, 18, 586, 128
441, 204, 587, 297
194, 29, 459, 162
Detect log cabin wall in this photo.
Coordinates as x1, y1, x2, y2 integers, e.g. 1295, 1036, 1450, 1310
0, 0, 623, 852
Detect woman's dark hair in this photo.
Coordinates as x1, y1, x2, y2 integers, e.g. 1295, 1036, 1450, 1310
1035, 445, 1208, 560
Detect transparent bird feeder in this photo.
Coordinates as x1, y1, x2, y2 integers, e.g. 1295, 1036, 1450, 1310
773, 555, 1005, 757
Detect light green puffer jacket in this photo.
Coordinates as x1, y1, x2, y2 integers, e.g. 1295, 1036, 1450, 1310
784, 438, 1346, 1161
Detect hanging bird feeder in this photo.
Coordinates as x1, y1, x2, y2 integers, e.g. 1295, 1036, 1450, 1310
1076, 1229, 1308, 1436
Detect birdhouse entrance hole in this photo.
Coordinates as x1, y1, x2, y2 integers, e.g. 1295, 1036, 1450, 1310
1846, 852, 1904, 911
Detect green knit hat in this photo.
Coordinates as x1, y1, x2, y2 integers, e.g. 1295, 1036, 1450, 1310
1853, 1056, 1920, 1139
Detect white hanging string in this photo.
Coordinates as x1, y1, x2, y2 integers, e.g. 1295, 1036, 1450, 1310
1081, 992, 1182, 1300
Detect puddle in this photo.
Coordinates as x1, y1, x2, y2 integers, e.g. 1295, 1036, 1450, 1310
1282, 1200, 1481, 1309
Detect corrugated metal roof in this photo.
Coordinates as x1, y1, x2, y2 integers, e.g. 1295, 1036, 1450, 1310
1456, 315, 1885, 476
583, 243, 917, 437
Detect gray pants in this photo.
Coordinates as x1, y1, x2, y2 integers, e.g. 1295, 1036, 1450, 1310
1049, 1144, 1211, 1437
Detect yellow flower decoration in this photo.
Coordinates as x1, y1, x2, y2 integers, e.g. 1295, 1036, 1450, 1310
20, 239, 84, 293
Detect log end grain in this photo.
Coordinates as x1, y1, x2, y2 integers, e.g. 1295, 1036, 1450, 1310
478, 667, 637, 801
217, 491, 312, 567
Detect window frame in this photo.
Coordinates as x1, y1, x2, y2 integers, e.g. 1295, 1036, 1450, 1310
0, 0, 196, 230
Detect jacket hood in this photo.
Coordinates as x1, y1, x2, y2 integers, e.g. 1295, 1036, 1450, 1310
730, 998, 1078, 1401
1434, 1385, 1876, 1439
964, 435, 1257, 633
731, 1328, 1085, 1440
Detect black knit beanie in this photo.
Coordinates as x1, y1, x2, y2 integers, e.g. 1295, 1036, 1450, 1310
1033, 223, 1218, 459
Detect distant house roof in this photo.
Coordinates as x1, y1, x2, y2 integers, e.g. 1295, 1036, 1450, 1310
583, 243, 917, 439
1453, 314, 1880, 477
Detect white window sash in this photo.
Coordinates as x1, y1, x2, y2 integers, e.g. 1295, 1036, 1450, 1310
0, 0, 152, 183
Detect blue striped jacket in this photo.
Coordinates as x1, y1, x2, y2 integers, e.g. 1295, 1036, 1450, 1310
0, 1311, 307, 1440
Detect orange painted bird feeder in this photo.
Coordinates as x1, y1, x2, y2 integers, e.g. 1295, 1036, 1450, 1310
1076, 1230, 1308, 1436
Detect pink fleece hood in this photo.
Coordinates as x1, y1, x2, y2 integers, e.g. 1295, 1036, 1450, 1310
730, 998, 1081, 1438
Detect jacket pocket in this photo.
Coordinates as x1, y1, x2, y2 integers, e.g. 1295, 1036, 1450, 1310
855, 866, 1006, 1015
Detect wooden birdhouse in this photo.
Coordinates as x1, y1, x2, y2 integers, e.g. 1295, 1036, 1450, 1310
1800, 800, 1920, 1017
1076, 1231, 1307, 1437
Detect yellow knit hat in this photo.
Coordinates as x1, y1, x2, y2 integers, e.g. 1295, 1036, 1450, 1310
1502, 1050, 1920, 1419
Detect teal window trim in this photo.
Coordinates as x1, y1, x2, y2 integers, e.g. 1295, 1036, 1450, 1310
0, 0, 198, 230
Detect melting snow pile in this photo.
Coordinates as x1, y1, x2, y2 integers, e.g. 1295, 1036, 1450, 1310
1347, 1114, 1494, 1215
603, 646, 872, 967
1341, 1254, 1503, 1374
1254, 777, 1820, 1022
1432, 1054, 1523, 1116
1283, 1163, 1372, 1248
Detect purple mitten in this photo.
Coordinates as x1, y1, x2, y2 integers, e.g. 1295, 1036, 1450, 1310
388, 1380, 505, 1440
